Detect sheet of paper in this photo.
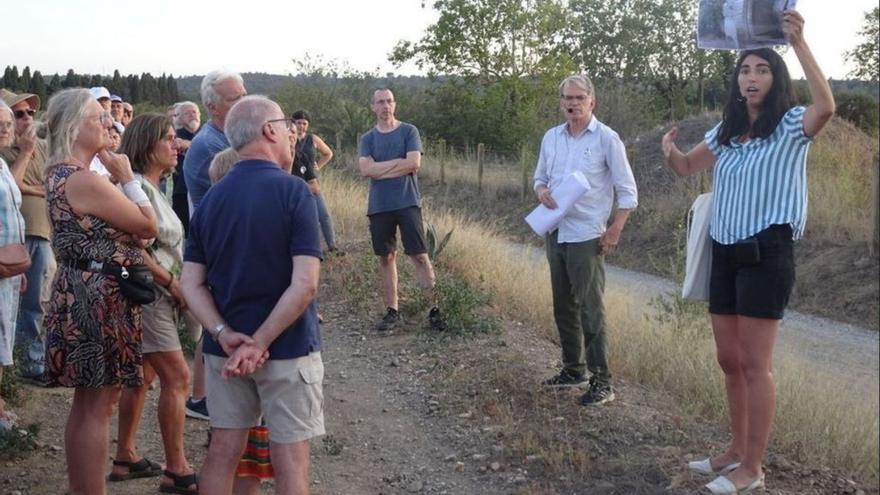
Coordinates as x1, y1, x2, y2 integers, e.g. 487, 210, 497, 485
524, 172, 592, 236
697, 0, 797, 50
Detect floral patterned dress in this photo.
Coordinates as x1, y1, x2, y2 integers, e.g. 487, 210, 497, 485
44, 164, 145, 387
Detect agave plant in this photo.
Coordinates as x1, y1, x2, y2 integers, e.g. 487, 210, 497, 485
425, 223, 454, 260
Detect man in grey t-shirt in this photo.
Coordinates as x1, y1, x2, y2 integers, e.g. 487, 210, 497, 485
358, 88, 445, 332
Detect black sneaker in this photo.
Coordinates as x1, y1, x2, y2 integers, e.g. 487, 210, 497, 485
542, 370, 588, 388
375, 307, 401, 332
185, 396, 210, 420
428, 307, 447, 332
580, 379, 615, 406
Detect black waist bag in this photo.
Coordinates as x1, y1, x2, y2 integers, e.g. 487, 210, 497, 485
70, 259, 158, 305
104, 264, 157, 305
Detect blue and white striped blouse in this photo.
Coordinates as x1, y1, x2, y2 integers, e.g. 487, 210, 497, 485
705, 106, 812, 245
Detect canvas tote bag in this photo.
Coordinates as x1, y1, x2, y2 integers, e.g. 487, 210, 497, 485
682, 192, 713, 301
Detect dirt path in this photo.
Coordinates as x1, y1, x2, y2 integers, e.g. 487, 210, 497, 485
1, 253, 876, 494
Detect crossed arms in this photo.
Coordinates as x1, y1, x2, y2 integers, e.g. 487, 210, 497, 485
358, 150, 421, 180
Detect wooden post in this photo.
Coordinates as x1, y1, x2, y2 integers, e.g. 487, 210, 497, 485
520, 144, 530, 200
477, 143, 485, 194
438, 138, 446, 186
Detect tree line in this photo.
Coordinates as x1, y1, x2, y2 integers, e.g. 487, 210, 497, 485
1, 66, 180, 107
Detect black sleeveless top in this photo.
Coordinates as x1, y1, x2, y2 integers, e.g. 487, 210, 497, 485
293, 134, 317, 181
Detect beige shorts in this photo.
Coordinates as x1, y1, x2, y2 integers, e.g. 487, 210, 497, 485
141, 291, 181, 353
205, 351, 325, 444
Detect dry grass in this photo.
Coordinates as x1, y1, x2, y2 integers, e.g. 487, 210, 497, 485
806, 118, 878, 244
319, 166, 879, 482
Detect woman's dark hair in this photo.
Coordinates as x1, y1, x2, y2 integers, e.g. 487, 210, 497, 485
291, 109, 311, 122
118, 113, 174, 173
717, 48, 794, 147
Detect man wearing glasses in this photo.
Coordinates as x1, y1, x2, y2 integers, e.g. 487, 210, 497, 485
0, 90, 52, 384
182, 96, 323, 495
183, 70, 247, 211
533, 74, 638, 406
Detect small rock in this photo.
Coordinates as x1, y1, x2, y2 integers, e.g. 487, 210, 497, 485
457, 411, 473, 419
489, 462, 501, 472
444, 454, 457, 462
406, 480, 424, 492
472, 454, 488, 461
454, 462, 465, 472
50, 445, 62, 452
525, 454, 542, 463
390, 358, 400, 367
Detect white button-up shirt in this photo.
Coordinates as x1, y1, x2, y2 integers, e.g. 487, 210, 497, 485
533, 117, 638, 243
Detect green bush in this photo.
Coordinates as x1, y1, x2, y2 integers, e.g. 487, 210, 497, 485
835, 91, 880, 134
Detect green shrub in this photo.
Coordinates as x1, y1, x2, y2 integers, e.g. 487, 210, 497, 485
835, 91, 880, 134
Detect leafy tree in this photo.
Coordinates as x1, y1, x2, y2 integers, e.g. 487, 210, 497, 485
63, 69, 79, 88
20, 67, 31, 95
29, 71, 47, 105
845, 7, 879, 82
391, 0, 575, 151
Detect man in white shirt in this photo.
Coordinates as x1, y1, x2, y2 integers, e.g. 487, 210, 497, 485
533, 74, 638, 406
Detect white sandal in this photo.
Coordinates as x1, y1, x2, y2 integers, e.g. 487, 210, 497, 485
688, 458, 741, 475
705, 473, 765, 494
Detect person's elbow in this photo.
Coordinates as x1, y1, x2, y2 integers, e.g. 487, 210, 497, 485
299, 276, 320, 304
817, 100, 836, 123
135, 220, 159, 240
357, 159, 373, 178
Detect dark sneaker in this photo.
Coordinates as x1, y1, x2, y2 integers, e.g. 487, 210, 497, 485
375, 307, 401, 332
580, 379, 615, 406
542, 370, 588, 388
185, 397, 210, 420
428, 307, 447, 332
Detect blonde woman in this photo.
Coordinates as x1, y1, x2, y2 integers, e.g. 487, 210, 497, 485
43, 88, 158, 495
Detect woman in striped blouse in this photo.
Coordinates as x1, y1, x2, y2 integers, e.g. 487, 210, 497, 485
661, 9, 834, 495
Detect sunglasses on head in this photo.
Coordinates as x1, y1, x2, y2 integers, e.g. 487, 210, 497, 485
14, 109, 36, 119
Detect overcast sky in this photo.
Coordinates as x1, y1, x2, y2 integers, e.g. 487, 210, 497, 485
0, 0, 875, 80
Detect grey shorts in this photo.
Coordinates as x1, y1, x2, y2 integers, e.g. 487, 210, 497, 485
141, 291, 182, 353
205, 352, 325, 444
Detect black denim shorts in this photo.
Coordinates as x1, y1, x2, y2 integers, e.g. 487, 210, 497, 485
368, 206, 427, 256
709, 224, 796, 320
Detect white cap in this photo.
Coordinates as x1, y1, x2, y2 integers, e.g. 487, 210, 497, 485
89, 86, 111, 100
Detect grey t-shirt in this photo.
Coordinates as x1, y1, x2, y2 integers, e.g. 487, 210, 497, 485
358, 122, 423, 215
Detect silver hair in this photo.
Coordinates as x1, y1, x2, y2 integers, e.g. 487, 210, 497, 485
559, 74, 594, 96
224, 95, 283, 151
200, 70, 244, 109
45, 88, 94, 166
0, 100, 11, 120
173, 101, 199, 128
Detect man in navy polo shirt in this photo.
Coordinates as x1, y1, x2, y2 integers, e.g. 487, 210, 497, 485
181, 95, 323, 494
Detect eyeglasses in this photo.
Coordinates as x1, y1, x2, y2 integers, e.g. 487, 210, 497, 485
560, 94, 589, 102
14, 109, 36, 119
266, 118, 295, 132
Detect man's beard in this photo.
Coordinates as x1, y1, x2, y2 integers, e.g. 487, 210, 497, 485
184, 119, 200, 133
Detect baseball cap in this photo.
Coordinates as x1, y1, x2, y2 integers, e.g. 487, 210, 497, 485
110, 94, 123, 103
89, 86, 111, 101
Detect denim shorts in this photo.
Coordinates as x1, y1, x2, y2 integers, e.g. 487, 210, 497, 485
709, 224, 796, 320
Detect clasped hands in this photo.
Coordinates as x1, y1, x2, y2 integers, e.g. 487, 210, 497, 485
217, 329, 270, 379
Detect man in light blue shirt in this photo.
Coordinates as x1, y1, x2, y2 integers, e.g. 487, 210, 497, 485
183, 70, 247, 210
534, 74, 638, 406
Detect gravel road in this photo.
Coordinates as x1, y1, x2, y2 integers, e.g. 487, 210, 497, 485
604, 264, 880, 407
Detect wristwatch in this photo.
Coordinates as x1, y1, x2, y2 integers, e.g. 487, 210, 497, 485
211, 323, 226, 342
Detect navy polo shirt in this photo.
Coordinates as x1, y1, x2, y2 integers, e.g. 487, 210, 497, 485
184, 159, 322, 360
